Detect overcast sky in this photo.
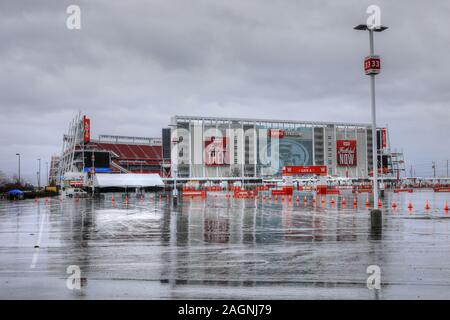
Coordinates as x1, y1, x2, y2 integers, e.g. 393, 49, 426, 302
1, 0, 449, 183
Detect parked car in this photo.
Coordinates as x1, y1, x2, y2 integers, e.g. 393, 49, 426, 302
61, 187, 88, 198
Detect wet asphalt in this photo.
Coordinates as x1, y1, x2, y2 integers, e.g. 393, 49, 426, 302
1, 190, 450, 299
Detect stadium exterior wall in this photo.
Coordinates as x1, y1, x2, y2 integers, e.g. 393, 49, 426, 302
169, 115, 381, 179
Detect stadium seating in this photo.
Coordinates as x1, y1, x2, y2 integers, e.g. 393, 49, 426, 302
93, 142, 163, 174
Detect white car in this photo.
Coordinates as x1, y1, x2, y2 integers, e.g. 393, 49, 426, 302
61, 187, 88, 198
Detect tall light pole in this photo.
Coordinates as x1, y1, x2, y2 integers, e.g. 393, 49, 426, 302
37, 158, 41, 189
15, 153, 21, 185
354, 23, 388, 210
46, 161, 49, 187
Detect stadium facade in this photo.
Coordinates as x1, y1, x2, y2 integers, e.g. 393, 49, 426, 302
169, 115, 400, 179
54, 113, 404, 186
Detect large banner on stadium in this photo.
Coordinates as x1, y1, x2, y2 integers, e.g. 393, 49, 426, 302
204, 137, 229, 166
336, 140, 357, 166
261, 127, 313, 174
381, 128, 387, 149
83, 115, 90, 143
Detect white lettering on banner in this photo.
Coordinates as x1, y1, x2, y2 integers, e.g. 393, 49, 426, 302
337, 140, 357, 167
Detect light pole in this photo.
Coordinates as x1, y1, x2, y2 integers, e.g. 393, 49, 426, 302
46, 162, 49, 187
15, 153, 21, 185
447, 160, 449, 177
37, 158, 41, 189
168, 123, 179, 206
354, 23, 388, 211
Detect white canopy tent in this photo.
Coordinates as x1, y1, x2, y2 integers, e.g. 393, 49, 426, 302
94, 173, 164, 188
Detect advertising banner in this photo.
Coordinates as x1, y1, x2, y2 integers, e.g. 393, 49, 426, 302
204, 137, 229, 166
83, 115, 90, 143
282, 165, 327, 176
336, 140, 357, 166
381, 128, 387, 149
268, 129, 284, 138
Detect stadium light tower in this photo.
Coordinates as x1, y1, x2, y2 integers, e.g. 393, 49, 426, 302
354, 23, 388, 212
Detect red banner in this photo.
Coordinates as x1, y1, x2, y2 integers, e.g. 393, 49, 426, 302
282, 165, 327, 176
83, 116, 90, 144
381, 128, 387, 149
268, 129, 284, 138
204, 137, 229, 166
337, 140, 357, 166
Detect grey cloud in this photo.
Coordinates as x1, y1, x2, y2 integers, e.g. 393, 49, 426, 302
0, 0, 449, 181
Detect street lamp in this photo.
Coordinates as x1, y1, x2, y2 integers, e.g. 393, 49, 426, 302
46, 162, 49, 187
354, 24, 388, 212
15, 153, 21, 185
37, 158, 41, 189
168, 123, 179, 206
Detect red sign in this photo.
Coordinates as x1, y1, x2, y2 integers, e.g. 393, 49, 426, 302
337, 140, 357, 166
83, 116, 90, 143
364, 55, 381, 75
268, 129, 284, 138
381, 128, 387, 149
282, 165, 327, 176
204, 137, 229, 166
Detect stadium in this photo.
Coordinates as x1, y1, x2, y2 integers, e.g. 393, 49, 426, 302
54, 114, 170, 188
170, 115, 404, 180
53, 114, 404, 187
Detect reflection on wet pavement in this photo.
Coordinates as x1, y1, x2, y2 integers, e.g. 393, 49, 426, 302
1, 191, 450, 299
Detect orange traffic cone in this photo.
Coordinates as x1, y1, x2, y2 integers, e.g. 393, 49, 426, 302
392, 201, 397, 208
313, 196, 317, 203
353, 197, 357, 206
377, 199, 382, 208
342, 198, 346, 205
425, 200, 430, 210
365, 197, 369, 207
408, 201, 413, 209
444, 201, 449, 212
331, 198, 335, 204
303, 196, 307, 203
112, 195, 115, 202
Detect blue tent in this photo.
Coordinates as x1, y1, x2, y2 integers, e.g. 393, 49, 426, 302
7, 189, 24, 195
